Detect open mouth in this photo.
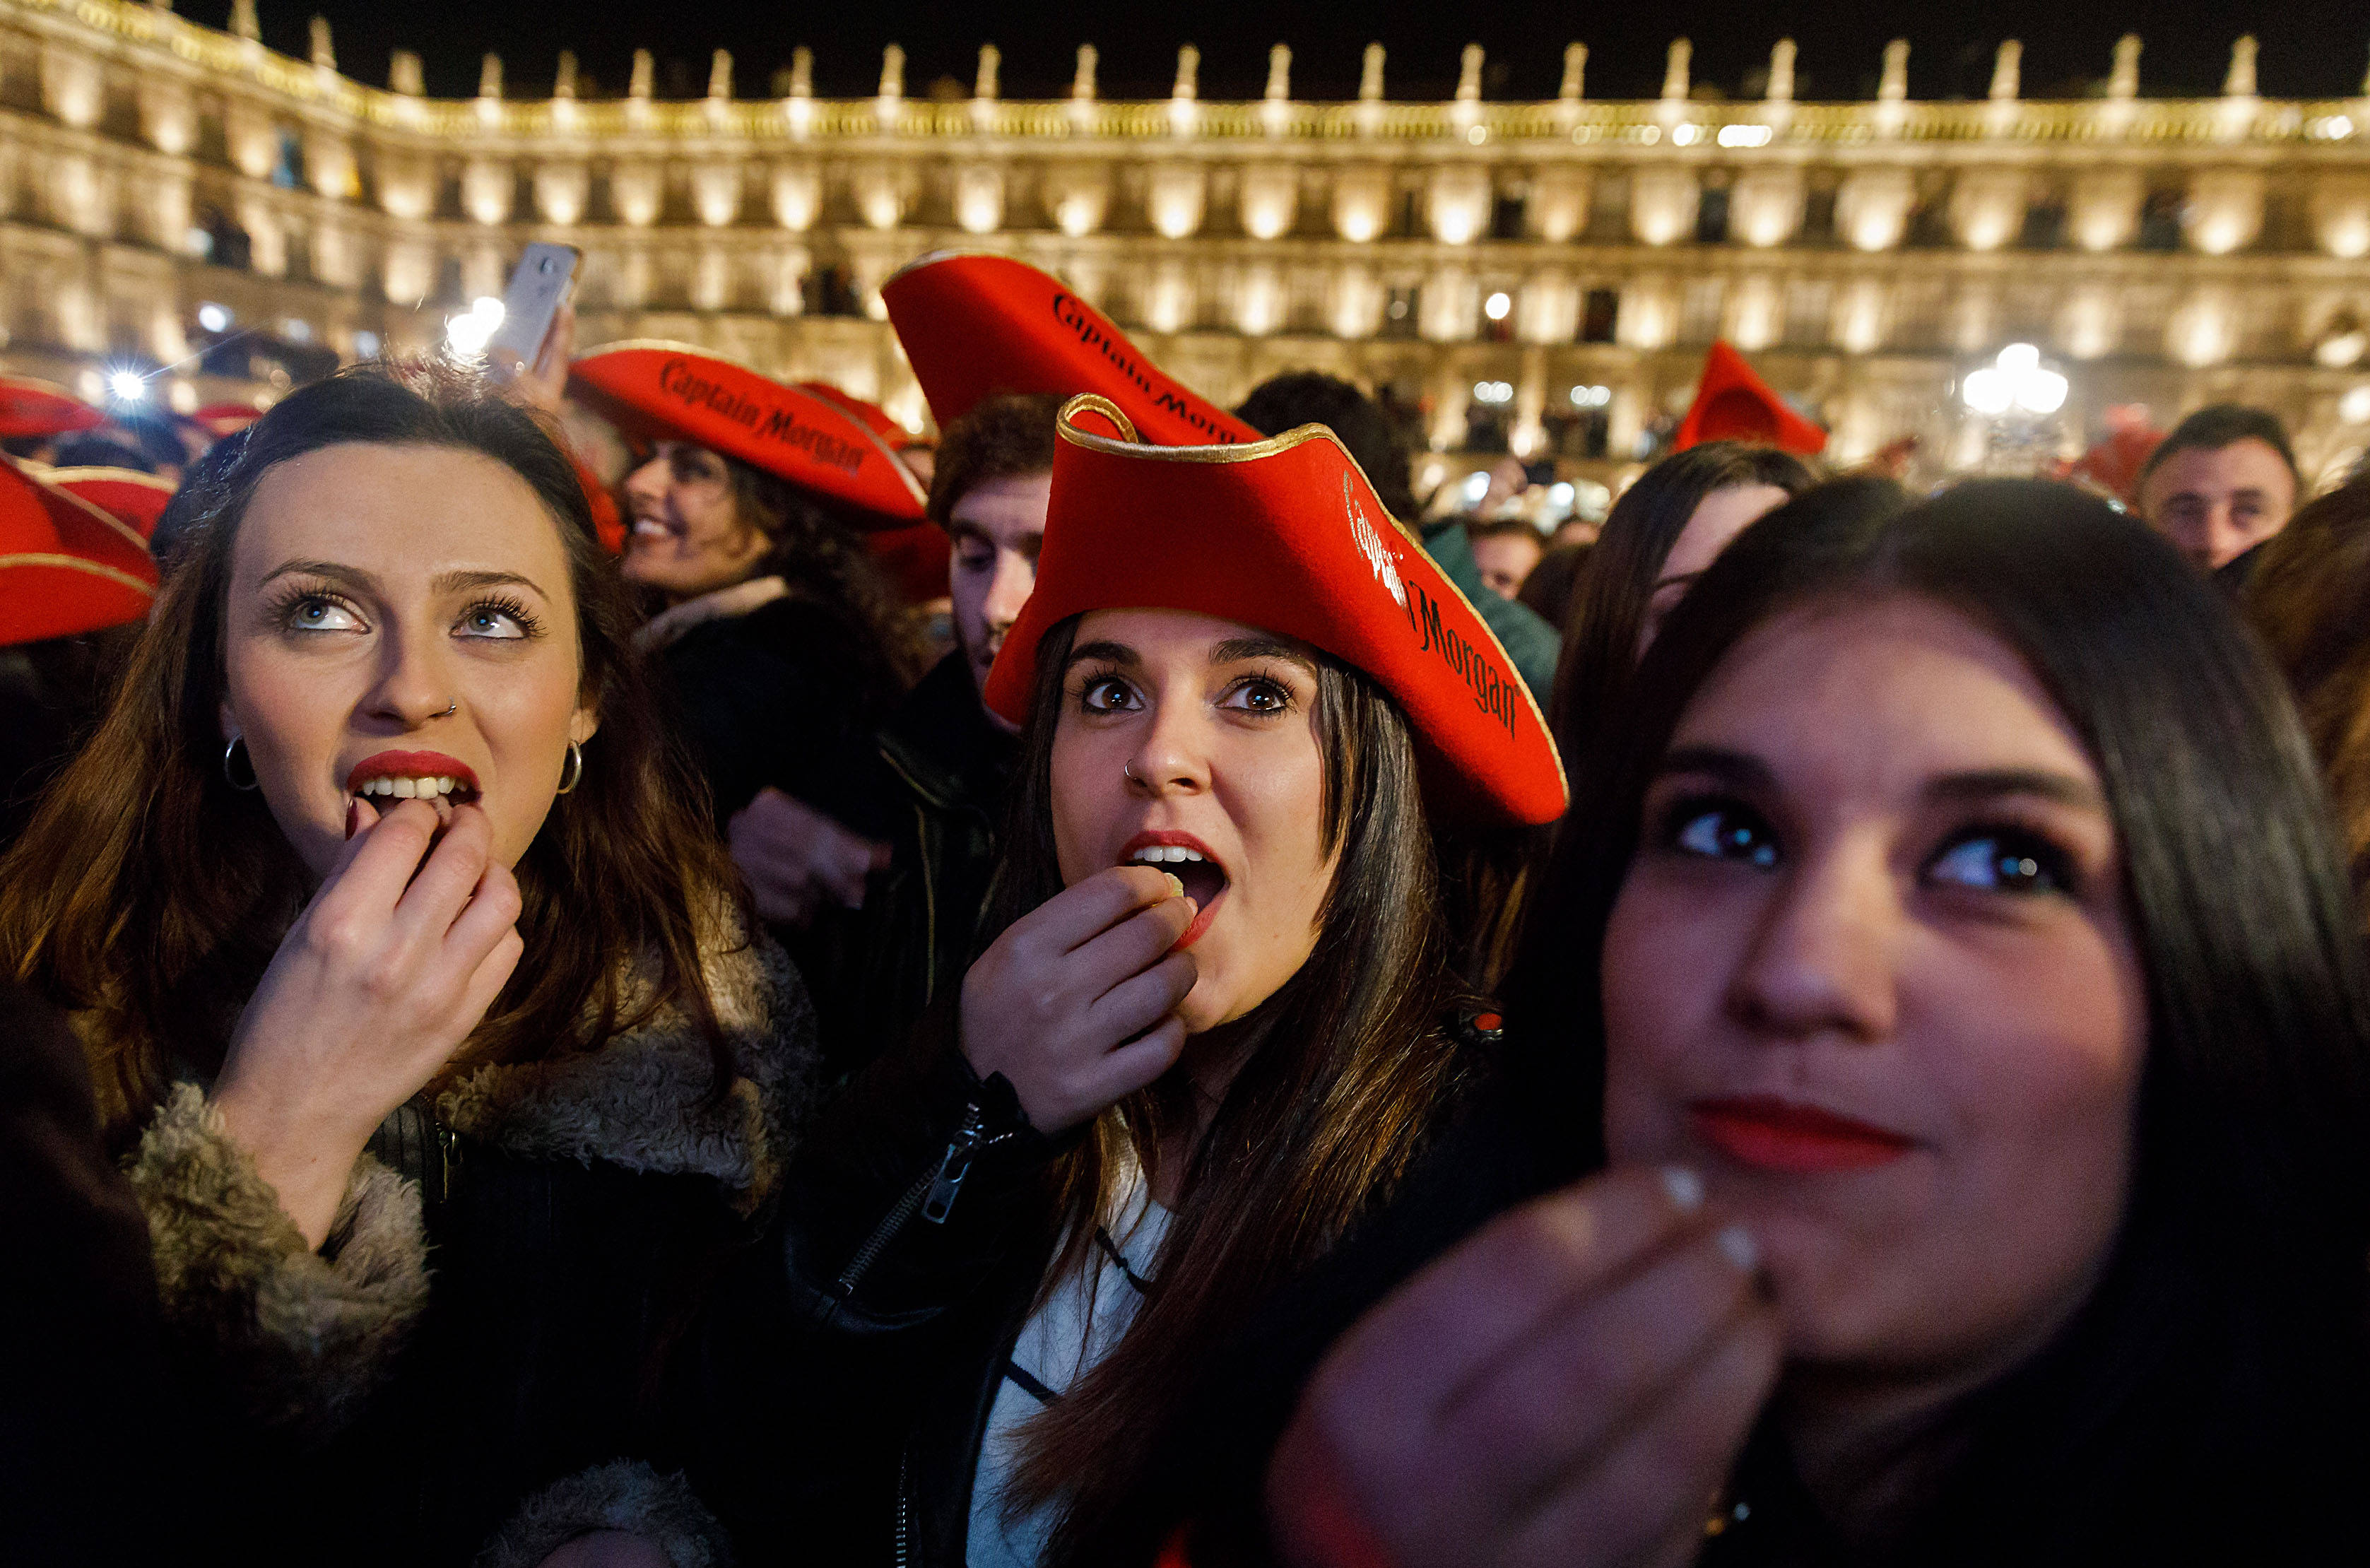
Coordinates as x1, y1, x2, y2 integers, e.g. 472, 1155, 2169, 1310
1121, 832, 1228, 948
346, 750, 483, 825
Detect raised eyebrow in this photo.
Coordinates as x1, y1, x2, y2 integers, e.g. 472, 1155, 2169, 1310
259, 558, 375, 593
1210, 636, 1318, 672
434, 568, 550, 600
1066, 639, 1140, 671
1653, 745, 1776, 794
1923, 768, 2106, 813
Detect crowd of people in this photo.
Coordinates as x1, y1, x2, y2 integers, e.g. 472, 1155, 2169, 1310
7, 249, 2370, 1568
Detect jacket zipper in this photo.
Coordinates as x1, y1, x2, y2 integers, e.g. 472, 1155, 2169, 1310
832, 1097, 994, 1300
895, 1442, 914, 1568
835, 1169, 933, 1299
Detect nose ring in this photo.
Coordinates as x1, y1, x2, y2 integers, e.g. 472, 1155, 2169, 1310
1123, 762, 1138, 784
439, 702, 459, 719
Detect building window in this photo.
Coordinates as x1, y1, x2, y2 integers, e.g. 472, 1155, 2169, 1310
1695, 185, 1731, 245
1579, 288, 1619, 343
1492, 193, 1526, 241
1381, 284, 1421, 340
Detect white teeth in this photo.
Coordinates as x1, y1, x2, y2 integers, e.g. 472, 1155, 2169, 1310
1131, 846, 1205, 865
358, 775, 466, 799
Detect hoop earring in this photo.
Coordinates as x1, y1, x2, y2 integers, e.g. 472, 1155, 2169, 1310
555, 739, 584, 796
222, 737, 259, 791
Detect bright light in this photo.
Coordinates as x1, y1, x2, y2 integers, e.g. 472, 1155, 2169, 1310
444, 295, 507, 358
1963, 345, 2069, 418
1472, 380, 1514, 406
2342, 386, 2370, 425
1962, 367, 2012, 416
1717, 124, 1774, 148
1671, 123, 1704, 146
282, 318, 313, 343
196, 302, 231, 333
1484, 291, 1512, 322
1569, 384, 1612, 408
1547, 481, 1575, 507
1461, 471, 1491, 505
107, 369, 148, 403
355, 330, 382, 360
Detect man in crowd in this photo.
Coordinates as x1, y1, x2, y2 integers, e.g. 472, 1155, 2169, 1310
2135, 403, 2301, 573
733, 394, 1055, 1075
1468, 519, 1547, 601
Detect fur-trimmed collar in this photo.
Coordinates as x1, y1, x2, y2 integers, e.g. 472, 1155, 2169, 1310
434, 929, 815, 1213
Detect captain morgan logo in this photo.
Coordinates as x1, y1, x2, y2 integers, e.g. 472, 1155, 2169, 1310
1345, 473, 1407, 609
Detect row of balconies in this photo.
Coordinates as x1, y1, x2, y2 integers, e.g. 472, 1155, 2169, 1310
13, 96, 2370, 266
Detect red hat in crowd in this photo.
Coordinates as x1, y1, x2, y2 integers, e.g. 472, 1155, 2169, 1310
42, 466, 176, 541
567, 342, 926, 529
0, 377, 105, 440
186, 403, 263, 440
1675, 341, 1828, 457
1, 457, 158, 645
986, 396, 1567, 827
883, 252, 1261, 447
797, 382, 914, 450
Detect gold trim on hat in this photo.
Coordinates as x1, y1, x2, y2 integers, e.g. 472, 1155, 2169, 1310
0, 553, 157, 596
6, 457, 154, 556
571, 338, 926, 508
1050, 394, 1567, 801
37, 465, 177, 493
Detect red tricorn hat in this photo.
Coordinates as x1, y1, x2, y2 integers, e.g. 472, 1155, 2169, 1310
1675, 342, 1828, 457
567, 342, 926, 529
883, 252, 1260, 447
0, 377, 104, 440
986, 396, 1567, 827
44, 466, 176, 541
0, 457, 158, 644
797, 381, 914, 450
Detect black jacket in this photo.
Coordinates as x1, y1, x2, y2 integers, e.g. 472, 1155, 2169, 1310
794, 650, 1018, 1084
680, 1020, 1560, 1567
652, 590, 905, 825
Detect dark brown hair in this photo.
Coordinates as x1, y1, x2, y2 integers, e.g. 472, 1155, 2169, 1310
721, 457, 928, 688
0, 360, 744, 1147
1511, 479, 2370, 1560
2244, 478, 2370, 906
998, 615, 1467, 1564
2137, 402, 2301, 498
1549, 441, 1812, 772
926, 391, 1062, 529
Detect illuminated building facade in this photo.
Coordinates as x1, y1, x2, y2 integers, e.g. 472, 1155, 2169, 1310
4, 0, 2369, 492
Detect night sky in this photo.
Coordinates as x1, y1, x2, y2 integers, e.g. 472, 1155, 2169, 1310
184, 0, 2368, 106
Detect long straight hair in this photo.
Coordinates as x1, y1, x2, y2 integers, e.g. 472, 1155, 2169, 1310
1549, 442, 1812, 772
0, 361, 745, 1148
1510, 479, 2370, 1558
996, 615, 1468, 1564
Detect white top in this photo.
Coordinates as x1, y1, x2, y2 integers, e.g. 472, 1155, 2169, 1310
965, 1160, 1172, 1568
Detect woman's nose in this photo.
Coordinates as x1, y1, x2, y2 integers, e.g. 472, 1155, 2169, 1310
361, 630, 459, 731
1724, 837, 1900, 1044
1124, 705, 1212, 797
622, 454, 668, 506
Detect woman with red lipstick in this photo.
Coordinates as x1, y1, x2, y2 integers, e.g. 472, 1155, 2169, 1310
668, 394, 1566, 1565
1189, 480, 2370, 1567
0, 362, 813, 1564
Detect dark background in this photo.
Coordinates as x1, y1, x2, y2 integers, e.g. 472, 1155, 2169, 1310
190, 0, 2366, 105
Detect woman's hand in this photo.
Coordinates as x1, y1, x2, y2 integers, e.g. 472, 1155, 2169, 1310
958, 865, 1198, 1133
211, 798, 524, 1249
1268, 1167, 1781, 1568
492, 300, 577, 420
